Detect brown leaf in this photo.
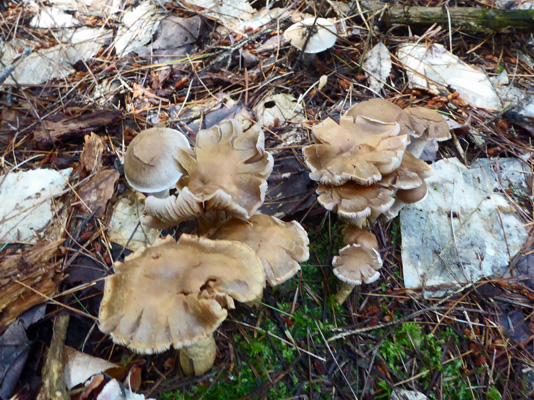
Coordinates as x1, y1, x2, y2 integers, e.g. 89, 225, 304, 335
80, 133, 104, 174
78, 169, 120, 217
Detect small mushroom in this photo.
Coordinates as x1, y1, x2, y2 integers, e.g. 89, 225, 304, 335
403, 107, 451, 158
381, 151, 433, 190
142, 120, 274, 229
317, 183, 395, 227
284, 17, 337, 54
98, 234, 264, 375
211, 214, 310, 286
395, 180, 428, 204
342, 225, 379, 249
124, 127, 191, 197
303, 115, 407, 186
332, 243, 382, 304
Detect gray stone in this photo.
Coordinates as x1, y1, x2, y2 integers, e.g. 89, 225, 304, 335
401, 158, 529, 296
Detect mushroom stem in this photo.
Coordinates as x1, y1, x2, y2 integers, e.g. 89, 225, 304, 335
302, 53, 316, 66
180, 334, 216, 376
334, 281, 357, 305
151, 189, 171, 198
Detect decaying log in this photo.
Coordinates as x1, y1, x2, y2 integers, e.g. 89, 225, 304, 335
33, 110, 122, 149
0, 240, 64, 329
361, 2, 534, 33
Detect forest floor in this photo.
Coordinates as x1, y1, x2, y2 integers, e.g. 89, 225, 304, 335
1, 0, 534, 399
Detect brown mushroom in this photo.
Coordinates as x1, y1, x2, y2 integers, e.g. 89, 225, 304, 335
344, 98, 415, 138
342, 225, 379, 249
211, 214, 310, 286
403, 107, 451, 158
98, 234, 264, 375
141, 120, 274, 229
381, 151, 433, 190
124, 127, 191, 197
303, 114, 408, 186
332, 244, 382, 304
396, 180, 428, 204
317, 183, 395, 226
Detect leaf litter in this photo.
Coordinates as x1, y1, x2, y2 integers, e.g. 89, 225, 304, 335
1, 0, 534, 398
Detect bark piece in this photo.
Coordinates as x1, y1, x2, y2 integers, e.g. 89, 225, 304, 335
0, 240, 64, 328
33, 110, 122, 149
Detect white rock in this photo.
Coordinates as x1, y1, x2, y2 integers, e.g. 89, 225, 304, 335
392, 390, 429, 400
108, 192, 159, 251
398, 43, 501, 110
401, 158, 529, 296
0, 168, 72, 243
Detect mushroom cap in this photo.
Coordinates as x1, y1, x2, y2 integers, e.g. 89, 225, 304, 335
396, 180, 428, 204
98, 234, 264, 354
303, 115, 408, 185
342, 226, 379, 250
404, 107, 451, 141
211, 214, 309, 286
317, 183, 395, 226
124, 127, 191, 193
284, 18, 337, 54
141, 120, 274, 228
344, 99, 414, 137
175, 120, 273, 220
380, 151, 433, 190
333, 244, 382, 285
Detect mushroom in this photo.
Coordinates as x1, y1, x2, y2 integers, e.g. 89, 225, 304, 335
403, 107, 451, 158
124, 127, 191, 198
303, 114, 408, 186
317, 183, 395, 227
342, 225, 379, 249
381, 151, 433, 219
344, 99, 415, 138
381, 151, 433, 190
98, 234, 264, 376
395, 180, 428, 204
333, 242, 382, 305
211, 214, 310, 286
284, 17, 337, 65
142, 120, 274, 229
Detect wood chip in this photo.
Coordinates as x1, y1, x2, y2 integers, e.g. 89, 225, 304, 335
78, 169, 120, 217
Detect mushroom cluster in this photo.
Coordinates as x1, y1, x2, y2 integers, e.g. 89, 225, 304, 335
99, 119, 310, 375
302, 99, 450, 304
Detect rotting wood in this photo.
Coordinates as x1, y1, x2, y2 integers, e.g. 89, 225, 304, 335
0, 240, 64, 328
33, 110, 122, 149
37, 314, 70, 400
360, 2, 534, 33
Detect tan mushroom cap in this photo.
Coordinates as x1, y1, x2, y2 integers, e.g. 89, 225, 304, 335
303, 115, 408, 185
344, 99, 415, 138
342, 226, 379, 250
396, 180, 428, 204
333, 244, 382, 285
381, 151, 433, 190
124, 127, 191, 193
98, 234, 264, 354
211, 214, 309, 286
141, 120, 274, 228
404, 107, 451, 141
284, 18, 337, 54
317, 183, 395, 225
